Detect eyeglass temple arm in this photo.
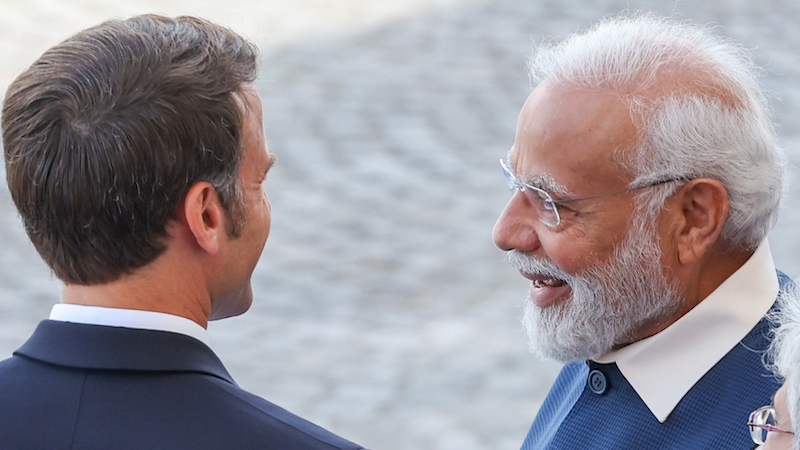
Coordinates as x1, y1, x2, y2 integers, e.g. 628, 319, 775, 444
747, 422, 794, 434
551, 177, 692, 205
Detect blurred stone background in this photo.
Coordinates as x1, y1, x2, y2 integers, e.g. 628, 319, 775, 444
1, 1, 798, 449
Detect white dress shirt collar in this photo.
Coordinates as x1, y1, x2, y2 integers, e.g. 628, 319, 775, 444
594, 239, 778, 423
49, 303, 211, 347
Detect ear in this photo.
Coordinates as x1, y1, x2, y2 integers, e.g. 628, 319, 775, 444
672, 178, 729, 265
183, 182, 225, 255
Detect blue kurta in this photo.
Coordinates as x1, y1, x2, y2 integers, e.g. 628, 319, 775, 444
521, 272, 790, 450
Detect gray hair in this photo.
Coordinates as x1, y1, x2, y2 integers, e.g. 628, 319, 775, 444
769, 283, 800, 450
528, 13, 785, 250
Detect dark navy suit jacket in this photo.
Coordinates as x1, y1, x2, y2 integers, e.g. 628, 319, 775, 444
0, 320, 364, 450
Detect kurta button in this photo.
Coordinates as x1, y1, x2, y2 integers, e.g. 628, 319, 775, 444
588, 369, 607, 395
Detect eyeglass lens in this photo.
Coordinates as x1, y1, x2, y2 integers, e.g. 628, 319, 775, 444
749, 406, 778, 445
500, 160, 560, 227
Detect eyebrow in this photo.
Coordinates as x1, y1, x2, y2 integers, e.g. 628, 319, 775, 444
523, 173, 573, 199
265, 154, 277, 173
503, 151, 573, 199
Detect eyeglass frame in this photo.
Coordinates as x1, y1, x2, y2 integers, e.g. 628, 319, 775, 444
748, 405, 794, 445
499, 158, 691, 228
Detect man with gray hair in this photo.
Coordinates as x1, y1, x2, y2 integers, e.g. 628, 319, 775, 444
492, 13, 790, 449
751, 283, 800, 449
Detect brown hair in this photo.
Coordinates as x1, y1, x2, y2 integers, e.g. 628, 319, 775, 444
2, 15, 258, 284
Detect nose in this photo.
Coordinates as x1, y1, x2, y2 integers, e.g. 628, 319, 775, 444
492, 193, 543, 253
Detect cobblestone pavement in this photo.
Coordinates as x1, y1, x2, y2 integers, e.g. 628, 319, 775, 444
1, 1, 800, 449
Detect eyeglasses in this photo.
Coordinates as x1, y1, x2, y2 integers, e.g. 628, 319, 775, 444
499, 159, 688, 228
748, 405, 794, 445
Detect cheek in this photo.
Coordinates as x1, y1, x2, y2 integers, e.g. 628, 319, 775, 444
546, 204, 643, 273
541, 229, 617, 274
251, 188, 270, 217
763, 432, 793, 449
260, 194, 271, 237
243, 189, 271, 242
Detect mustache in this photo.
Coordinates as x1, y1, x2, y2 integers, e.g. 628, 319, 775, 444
504, 250, 572, 282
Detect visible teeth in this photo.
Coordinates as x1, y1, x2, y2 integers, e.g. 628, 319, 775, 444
533, 278, 559, 288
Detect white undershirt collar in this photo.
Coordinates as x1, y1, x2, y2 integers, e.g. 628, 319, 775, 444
594, 238, 778, 423
49, 304, 211, 347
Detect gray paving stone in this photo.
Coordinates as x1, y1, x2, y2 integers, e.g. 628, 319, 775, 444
1, 1, 799, 449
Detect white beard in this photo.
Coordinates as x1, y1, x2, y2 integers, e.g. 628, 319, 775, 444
510, 219, 682, 362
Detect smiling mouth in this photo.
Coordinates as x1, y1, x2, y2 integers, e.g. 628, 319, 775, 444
520, 271, 571, 308
532, 278, 567, 289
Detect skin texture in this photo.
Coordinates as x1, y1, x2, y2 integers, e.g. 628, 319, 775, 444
61, 83, 274, 328
205, 84, 274, 321
492, 81, 751, 346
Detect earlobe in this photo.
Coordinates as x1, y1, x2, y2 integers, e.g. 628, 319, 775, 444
675, 179, 729, 265
183, 182, 224, 255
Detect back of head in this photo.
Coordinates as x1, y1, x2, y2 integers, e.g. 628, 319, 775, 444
529, 13, 785, 250
2, 15, 258, 285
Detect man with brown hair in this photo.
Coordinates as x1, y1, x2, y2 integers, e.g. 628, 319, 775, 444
0, 15, 363, 450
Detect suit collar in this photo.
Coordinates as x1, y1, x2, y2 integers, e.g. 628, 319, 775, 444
14, 320, 234, 384
594, 239, 779, 423
49, 304, 210, 347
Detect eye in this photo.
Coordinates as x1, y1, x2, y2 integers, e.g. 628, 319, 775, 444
541, 199, 557, 212
531, 190, 557, 210
553, 202, 575, 211
553, 202, 576, 213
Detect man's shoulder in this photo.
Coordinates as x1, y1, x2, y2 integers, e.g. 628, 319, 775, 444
198, 376, 364, 450
0, 322, 363, 450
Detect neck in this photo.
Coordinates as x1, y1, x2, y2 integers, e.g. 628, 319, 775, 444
60, 250, 212, 328
681, 243, 754, 314
621, 242, 754, 345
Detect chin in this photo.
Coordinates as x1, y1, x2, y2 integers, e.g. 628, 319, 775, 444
209, 283, 253, 321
